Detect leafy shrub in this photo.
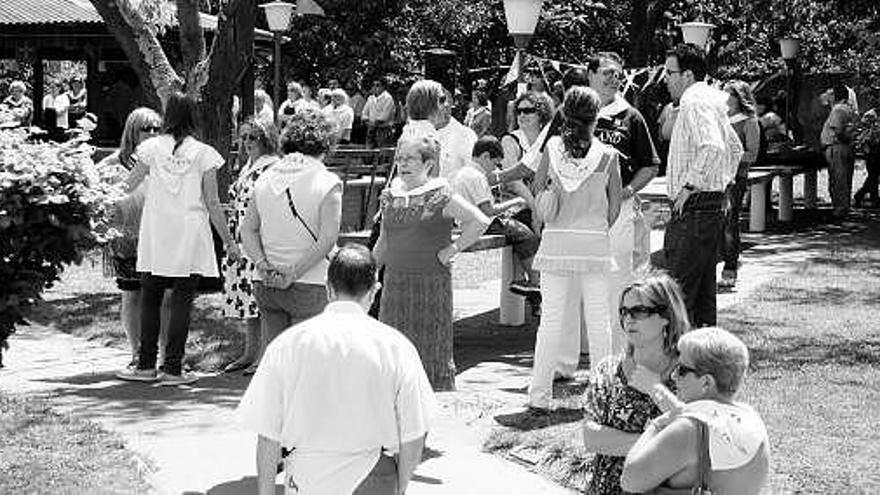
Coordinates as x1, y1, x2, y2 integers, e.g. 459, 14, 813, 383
0, 129, 124, 364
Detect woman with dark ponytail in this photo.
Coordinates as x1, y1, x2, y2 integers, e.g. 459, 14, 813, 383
527, 86, 622, 411
117, 91, 238, 386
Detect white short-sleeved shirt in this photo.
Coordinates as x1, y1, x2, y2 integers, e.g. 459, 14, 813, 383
436, 117, 478, 179
135, 135, 224, 277
451, 162, 493, 209
325, 104, 354, 134
237, 301, 436, 495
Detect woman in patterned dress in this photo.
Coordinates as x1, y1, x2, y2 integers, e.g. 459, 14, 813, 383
222, 117, 279, 374
581, 272, 690, 494
373, 132, 489, 391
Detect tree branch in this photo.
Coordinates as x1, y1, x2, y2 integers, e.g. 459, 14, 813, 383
177, 0, 207, 85
89, 0, 183, 105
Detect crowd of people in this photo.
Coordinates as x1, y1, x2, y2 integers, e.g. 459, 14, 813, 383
92, 42, 880, 494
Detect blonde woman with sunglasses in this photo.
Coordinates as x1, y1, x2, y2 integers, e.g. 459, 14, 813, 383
581, 272, 690, 494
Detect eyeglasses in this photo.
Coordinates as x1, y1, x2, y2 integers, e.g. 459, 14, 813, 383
666, 69, 682, 76
517, 107, 538, 115
240, 134, 261, 142
673, 362, 701, 378
598, 68, 623, 80
141, 125, 161, 133
618, 304, 666, 320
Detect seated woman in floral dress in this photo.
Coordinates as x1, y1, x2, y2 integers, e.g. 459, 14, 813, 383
373, 132, 489, 391
581, 272, 690, 494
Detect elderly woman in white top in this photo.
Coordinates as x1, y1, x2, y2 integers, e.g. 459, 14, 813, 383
528, 86, 622, 411
621, 327, 770, 494
117, 92, 239, 386
324, 88, 354, 143
241, 108, 342, 365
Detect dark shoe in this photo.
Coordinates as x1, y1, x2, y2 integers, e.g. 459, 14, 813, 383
718, 269, 737, 290
526, 292, 542, 317
510, 280, 541, 296
243, 364, 258, 376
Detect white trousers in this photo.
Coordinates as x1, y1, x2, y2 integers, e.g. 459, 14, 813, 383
607, 197, 650, 355
529, 272, 611, 408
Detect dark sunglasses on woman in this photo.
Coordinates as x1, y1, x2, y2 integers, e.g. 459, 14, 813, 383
618, 304, 666, 320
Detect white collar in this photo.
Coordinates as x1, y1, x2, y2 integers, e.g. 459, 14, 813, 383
265, 153, 324, 195
388, 177, 448, 196
324, 300, 366, 315
598, 93, 631, 119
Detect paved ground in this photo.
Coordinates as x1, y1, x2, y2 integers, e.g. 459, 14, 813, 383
1, 201, 862, 494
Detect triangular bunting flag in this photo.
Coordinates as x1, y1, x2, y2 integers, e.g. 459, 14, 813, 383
297, 0, 325, 16
502, 51, 521, 88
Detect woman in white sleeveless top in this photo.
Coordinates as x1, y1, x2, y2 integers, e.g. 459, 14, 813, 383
528, 87, 622, 410
117, 92, 238, 386
240, 108, 342, 367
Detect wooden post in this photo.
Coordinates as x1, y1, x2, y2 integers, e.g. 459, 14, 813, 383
499, 246, 525, 325
749, 180, 767, 232
779, 173, 794, 221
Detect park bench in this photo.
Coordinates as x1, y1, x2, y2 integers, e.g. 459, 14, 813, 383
326, 147, 395, 230
641, 172, 772, 231
337, 230, 530, 325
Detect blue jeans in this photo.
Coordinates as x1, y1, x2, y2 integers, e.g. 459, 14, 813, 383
663, 192, 724, 327
254, 282, 327, 348
138, 274, 198, 375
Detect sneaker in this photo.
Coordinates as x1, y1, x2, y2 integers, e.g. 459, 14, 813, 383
510, 279, 541, 296
116, 368, 159, 382
155, 371, 198, 386
526, 292, 542, 317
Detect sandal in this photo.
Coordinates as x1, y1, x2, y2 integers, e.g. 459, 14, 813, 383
223, 359, 254, 373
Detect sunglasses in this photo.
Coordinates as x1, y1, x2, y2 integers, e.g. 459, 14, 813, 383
618, 304, 666, 320
673, 362, 701, 378
141, 125, 161, 133
517, 107, 538, 115
240, 134, 261, 142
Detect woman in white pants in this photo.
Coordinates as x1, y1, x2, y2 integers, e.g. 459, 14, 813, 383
528, 86, 622, 410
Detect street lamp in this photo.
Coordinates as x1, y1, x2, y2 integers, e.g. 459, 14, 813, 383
503, 0, 543, 95
779, 37, 800, 60
261, 1, 295, 113
678, 21, 715, 51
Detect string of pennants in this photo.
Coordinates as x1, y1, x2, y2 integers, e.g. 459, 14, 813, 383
501, 51, 666, 96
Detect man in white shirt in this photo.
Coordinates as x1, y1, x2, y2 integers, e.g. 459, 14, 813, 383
238, 244, 436, 495
435, 89, 478, 178
362, 78, 396, 148
662, 43, 742, 327
451, 136, 541, 314
42, 80, 70, 130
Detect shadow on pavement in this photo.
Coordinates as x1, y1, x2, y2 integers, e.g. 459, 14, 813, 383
493, 407, 585, 432
453, 309, 538, 374
183, 476, 283, 494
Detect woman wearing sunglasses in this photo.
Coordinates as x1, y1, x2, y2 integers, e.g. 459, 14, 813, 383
99, 107, 171, 370
221, 117, 279, 375
621, 327, 770, 494
581, 271, 690, 494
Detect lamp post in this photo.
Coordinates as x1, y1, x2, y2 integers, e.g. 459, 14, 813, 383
261, 1, 295, 113
503, 0, 543, 96
678, 21, 715, 51
779, 37, 801, 141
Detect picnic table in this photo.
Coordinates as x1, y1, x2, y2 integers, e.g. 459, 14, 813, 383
338, 231, 529, 325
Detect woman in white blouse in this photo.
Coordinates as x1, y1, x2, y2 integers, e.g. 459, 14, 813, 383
528, 86, 622, 410
117, 92, 238, 386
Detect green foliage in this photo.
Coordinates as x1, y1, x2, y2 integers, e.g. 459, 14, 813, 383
0, 130, 124, 357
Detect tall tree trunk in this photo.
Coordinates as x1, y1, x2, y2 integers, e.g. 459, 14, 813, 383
628, 0, 672, 67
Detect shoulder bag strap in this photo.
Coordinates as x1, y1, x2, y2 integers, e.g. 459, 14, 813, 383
694, 418, 711, 494
284, 188, 319, 243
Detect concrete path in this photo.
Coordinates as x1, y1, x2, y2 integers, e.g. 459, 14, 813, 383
1, 221, 833, 494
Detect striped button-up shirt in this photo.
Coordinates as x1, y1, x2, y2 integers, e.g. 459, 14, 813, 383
667, 82, 742, 198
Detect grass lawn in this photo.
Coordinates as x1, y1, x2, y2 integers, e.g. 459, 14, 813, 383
0, 392, 153, 494
485, 210, 880, 493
